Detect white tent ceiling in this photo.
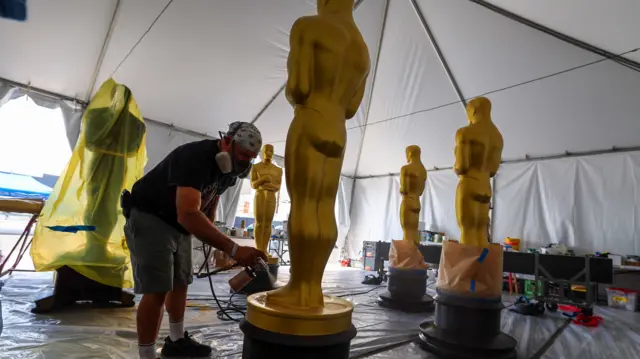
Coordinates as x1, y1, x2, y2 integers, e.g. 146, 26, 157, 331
1, 0, 639, 177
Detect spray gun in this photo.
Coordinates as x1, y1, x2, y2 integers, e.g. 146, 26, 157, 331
229, 258, 277, 294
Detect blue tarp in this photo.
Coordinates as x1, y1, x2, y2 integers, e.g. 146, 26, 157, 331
0, 171, 52, 199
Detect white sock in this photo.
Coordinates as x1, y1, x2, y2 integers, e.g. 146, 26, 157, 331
138, 343, 156, 359
169, 321, 184, 341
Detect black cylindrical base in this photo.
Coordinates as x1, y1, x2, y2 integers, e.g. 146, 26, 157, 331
377, 291, 434, 312
268, 263, 279, 279
240, 320, 357, 359
377, 268, 434, 312
418, 291, 517, 359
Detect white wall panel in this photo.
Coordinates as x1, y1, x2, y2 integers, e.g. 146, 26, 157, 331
347, 151, 640, 259
144, 121, 208, 172
347, 176, 402, 258
422, 169, 459, 239
494, 152, 640, 255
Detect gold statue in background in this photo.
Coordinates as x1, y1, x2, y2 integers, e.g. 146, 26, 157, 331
400, 145, 427, 246
253, 0, 369, 322
454, 97, 503, 248
251, 144, 282, 261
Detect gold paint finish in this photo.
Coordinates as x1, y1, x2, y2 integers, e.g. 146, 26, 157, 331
454, 97, 503, 247
246, 0, 370, 336
251, 144, 282, 257
400, 145, 427, 246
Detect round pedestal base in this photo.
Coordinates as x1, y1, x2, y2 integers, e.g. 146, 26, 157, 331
418, 291, 517, 359
246, 292, 354, 336
378, 268, 433, 312
240, 320, 357, 359
419, 321, 516, 359
377, 291, 434, 312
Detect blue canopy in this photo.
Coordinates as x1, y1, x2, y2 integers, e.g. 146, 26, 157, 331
0, 171, 52, 199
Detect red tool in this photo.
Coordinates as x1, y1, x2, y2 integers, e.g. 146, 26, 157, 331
572, 313, 603, 327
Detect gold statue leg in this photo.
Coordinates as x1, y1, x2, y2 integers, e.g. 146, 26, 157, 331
254, 190, 276, 254
400, 197, 421, 246
456, 178, 491, 247
267, 111, 345, 310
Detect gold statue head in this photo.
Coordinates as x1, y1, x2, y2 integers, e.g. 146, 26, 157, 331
405, 145, 421, 163
261, 144, 274, 162
466, 97, 492, 125
317, 0, 354, 14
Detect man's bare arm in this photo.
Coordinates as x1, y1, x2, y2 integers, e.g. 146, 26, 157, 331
177, 187, 234, 255
207, 195, 220, 222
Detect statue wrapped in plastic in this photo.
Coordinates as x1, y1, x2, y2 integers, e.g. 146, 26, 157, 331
241, 1, 370, 358
31, 78, 147, 290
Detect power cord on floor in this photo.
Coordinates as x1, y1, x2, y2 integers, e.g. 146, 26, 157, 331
202, 244, 247, 322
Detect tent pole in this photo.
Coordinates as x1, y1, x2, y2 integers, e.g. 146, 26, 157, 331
348, 0, 391, 217
85, 0, 121, 101
250, 0, 368, 126
0, 76, 86, 106
409, 0, 467, 108
469, 0, 640, 73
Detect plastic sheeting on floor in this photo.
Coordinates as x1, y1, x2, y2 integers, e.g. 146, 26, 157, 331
1, 269, 640, 359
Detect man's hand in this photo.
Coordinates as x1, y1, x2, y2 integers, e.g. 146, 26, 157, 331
233, 246, 268, 267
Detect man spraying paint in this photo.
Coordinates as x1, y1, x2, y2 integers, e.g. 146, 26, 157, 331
123, 122, 267, 359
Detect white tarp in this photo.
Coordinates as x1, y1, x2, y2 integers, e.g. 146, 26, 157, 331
347, 151, 640, 259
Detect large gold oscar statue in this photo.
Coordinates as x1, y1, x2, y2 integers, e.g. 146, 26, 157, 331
420, 99, 516, 359
454, 97, 503, 248
400, 145, 427, 246
251, 144, 282, 264
246, 0, 370, 337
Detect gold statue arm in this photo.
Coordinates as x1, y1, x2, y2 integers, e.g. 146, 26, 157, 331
454, 129, 469, 175
399, 166, 408, 195
488, 139, 503, 178
346, 77, 367, 120
285, 18, 312, 106
261, 169, 282, 192
250, 166, 268, 189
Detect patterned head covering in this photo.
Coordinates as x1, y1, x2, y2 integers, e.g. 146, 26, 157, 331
227, 122, 262, 155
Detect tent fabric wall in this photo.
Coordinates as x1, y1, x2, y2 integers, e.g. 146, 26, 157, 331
336, 176, 354, 257
346, 151, 640, 260
494, 151, 640, 255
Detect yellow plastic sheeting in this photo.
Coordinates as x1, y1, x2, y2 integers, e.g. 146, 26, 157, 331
31, 79, 147, 288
